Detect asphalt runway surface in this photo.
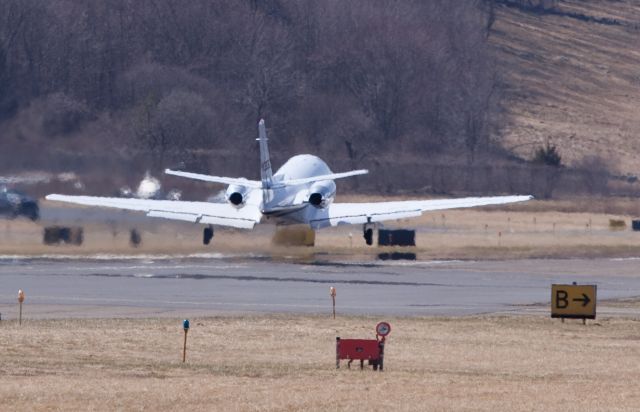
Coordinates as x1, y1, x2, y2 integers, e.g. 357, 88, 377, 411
2, 256, 640, 319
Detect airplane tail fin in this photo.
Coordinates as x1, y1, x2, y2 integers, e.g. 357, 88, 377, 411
257, 119, 273, 189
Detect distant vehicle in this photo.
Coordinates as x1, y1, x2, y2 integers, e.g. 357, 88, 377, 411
0, 187, 40, 221
47, 119, 531, 245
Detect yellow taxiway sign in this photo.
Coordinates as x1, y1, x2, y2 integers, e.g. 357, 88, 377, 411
551, 284, 596, 319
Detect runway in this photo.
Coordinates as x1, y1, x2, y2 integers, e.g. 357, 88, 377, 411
1, 255, 640, 318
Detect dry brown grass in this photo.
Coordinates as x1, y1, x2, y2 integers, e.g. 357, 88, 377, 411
491, 1, 640, 175
2, 314, 640, 411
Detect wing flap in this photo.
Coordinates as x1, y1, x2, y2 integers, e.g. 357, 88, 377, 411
310, 209, 422, 229
147, 210, 199, 223
310, 195, 532, 228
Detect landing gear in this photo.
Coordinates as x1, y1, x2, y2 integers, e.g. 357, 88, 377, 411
363, 220, 375, 246
203, 225, 214, 245
364, 228, 373, 245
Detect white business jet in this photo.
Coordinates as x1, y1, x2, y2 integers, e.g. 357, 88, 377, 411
47, 119, 532, 245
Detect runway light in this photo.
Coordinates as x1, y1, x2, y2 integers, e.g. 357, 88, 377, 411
330, 287, 336, 319
182, 319, 190, 363
17, 289, 25, 326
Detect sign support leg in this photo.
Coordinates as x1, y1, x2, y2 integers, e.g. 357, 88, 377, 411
332, 297, 335, 319
183, 330, 188, 363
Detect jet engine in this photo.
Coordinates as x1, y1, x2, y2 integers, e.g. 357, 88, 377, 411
307, 180, 336, 208
225, 184, 250, 207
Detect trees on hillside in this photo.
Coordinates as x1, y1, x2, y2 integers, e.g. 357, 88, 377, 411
0, 0, 517, 193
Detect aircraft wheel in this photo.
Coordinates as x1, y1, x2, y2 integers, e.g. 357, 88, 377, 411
364, 228, 373, 245
203, 226, 214, 245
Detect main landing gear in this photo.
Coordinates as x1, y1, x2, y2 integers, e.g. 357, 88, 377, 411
203, 225, 214, 245
363, 220, 376, 246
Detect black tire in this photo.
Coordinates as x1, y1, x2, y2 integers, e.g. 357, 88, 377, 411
203, 227, 214, 245
364, 228, 373, 245
130, 229, 142, 247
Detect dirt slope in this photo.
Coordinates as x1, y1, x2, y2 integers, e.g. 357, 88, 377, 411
491, 0, 640, 175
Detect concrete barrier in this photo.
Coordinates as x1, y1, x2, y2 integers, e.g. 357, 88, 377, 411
378, 229, 415, 246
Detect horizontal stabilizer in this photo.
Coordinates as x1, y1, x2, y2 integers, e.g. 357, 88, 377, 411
281, 169, 368, 186
165, 169, 262, 188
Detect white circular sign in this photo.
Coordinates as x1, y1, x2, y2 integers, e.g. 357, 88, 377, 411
376, 322, 391, 337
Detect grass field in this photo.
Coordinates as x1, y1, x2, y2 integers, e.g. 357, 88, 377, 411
3, 197, 640, 410
2, 314, 640, 411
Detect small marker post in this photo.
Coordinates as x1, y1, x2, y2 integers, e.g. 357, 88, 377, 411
17, 289, 25, 326
330, 287, 336, 319
182, 319, 190, 363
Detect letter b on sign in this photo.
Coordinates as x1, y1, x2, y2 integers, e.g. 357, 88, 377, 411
556, 290, 568, 309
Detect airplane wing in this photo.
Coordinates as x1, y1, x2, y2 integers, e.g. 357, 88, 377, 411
308, 195, 533, 229
164, 169, 262, 188
45, 195, 262, 229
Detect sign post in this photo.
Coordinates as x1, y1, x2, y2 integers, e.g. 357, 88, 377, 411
182, 319, 190, 363
329, 287, 336, 319
551, 283, 596, 324
17, 289, 25, 326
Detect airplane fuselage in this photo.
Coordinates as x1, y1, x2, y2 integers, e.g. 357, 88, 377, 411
258, 154, 336, 224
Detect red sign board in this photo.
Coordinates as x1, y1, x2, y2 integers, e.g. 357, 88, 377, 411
337, 339, 381, 360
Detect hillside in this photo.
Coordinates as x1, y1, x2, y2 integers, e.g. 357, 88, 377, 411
2, 1, 640, 198
491, 0, 640, 176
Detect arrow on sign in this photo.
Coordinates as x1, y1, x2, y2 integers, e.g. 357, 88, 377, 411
573, 293, 591, 307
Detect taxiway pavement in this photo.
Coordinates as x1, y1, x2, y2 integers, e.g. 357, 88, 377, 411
1, 256, 640, 318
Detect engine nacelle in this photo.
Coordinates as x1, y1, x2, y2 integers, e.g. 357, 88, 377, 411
225, 184, 250, 207
307, 180, 336, 208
